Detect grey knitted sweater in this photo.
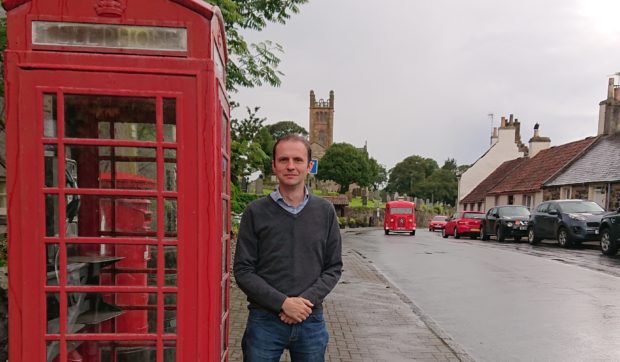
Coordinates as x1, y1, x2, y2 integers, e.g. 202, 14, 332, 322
233, 195, 343, 313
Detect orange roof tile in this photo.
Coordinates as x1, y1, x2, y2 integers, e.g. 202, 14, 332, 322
461, 157, 527, 204
488, 137, 598, 195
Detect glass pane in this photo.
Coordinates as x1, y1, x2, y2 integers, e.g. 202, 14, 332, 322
43, 93, 57, 138
164, 293, 177, 334
164, 149, 177, 192
46, 244, 60, 286
44, 145, 58, 187
221, 158, 227, 192
164, 199, 177, 238
222, 200, 227, 237
64, 145, 158, 190
65, 243, 158, 287
65, 95, 156, 141
67, 292, 156, 334
46, 292, 60, 333
163, 98, 176, 142
46, 194, 59, 237
221, 112, 228, 149
78, 341, 168, 362
164, 245, 178, 287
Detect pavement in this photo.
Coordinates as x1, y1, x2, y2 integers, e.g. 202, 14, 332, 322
229, 231, 467, 362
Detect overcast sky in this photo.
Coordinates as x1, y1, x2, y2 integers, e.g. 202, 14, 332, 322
232, 0, 620, 171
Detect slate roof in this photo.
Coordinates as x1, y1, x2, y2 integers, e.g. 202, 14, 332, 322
488, 137, 598, 194
544, 134, 620, 186
461, 157, 527, 204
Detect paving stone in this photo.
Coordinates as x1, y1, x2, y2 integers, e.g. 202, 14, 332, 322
228, 241, 462, 361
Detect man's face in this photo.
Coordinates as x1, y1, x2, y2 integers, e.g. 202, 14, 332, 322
272, 140, 311, 188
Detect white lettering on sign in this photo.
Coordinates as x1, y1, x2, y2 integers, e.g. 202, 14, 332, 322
32, 21, 187, 52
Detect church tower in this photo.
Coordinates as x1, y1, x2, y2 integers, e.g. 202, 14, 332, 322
309, 90, 334, 159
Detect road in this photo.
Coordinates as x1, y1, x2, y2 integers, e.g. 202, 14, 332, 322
344, 228, 620, 362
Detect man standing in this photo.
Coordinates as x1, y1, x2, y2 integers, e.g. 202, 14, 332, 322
234, 134, 342, 361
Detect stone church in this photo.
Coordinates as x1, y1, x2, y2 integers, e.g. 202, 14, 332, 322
308, 90, 334, 160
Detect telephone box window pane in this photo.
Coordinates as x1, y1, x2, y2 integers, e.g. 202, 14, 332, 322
45, 194, 59, 237
164, 245, 178, 286
65, 243, 157, 286
65, 95, 156, 141
46, 244, 60, 285
90, 341, 159, 361
67, 292, 157, 334
163, 98, 176, 142
65, 145, 158, 190
69, 195, 157, 238
222, 200, 228, 237
44, 145, 58, 187
164, 198, 177, 238
164, 342, 177, 362
164, 149, 177, 191
43, 93, 57, 138
221, 158, 227, 190
221, 112, 228, 149
164, 293, 177, 334
46, 293, 60, 333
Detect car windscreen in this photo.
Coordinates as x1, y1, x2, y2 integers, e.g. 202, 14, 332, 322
390, 207, 413, 214
560, 201, 604, 213
463, 213, 484, 219
498, 207, 530, 217
432, 216, 447, 221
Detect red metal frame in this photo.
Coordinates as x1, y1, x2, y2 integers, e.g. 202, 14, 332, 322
4, 0, 230, 361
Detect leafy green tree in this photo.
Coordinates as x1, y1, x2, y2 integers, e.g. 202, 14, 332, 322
208, 0, 309, 92
386, 155, 438, 196
230, 107, 270, 185
368, 157, 387, 190
316, 143, 379, 193
416, 169, 457, 205
267, 121, 308, 139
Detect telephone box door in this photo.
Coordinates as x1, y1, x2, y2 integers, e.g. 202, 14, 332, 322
12, 69, 201, 361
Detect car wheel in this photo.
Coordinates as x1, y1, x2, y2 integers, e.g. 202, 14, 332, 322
528, 228, 540, 245
454, 229, 460, 239
410, 230, 416, 236
480, 227, 490, 241
442, 228, 448, 238
497, 227, 505, 242
601, 228, 619, 256
385, 229, 389, 235
557, 227, 573, 248
514, 236, 522, 243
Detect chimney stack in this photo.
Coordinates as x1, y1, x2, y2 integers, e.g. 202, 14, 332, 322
598, 76, 620, 135
528, 123, 551, 157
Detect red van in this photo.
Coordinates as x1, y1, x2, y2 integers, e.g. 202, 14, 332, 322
384, 200, 416, 235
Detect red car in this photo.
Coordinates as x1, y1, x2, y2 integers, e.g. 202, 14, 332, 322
428, 215, 448, 231
442, 211, 485, 239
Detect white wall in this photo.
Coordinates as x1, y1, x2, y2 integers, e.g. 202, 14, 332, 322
458, 127, 526, 211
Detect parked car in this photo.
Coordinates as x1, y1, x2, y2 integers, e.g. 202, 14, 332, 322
480, 205, 530, 242
527, 199, 606, 248
442, 211, 485, 239
600, 208, 620, 256
428, 215, 448, 232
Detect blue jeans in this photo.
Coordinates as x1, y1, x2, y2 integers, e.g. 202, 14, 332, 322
242, 308, 329, 362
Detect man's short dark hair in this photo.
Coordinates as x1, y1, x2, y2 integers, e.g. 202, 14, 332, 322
272, 134, 312, 164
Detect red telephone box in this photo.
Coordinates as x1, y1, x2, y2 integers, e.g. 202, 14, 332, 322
3, 0, 232, 361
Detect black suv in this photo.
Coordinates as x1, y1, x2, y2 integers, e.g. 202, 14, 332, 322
600, 208, 620, 256
480, 205, 530, 242
528, 200, 606, 248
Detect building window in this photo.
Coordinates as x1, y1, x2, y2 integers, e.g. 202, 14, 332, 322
508, 195, 514, 205
477, 202, 483, 211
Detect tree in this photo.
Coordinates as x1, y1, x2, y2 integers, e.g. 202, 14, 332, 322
416, 169, 457, 205
267, 121, 308, 139
386, 156, 439, 196
316, 143, 379, 193
208, 0, 309, 92
368, 157, 387, 191
230, 107, 270, 185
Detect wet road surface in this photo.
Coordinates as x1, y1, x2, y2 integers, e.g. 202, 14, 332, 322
344, 228, 620, 362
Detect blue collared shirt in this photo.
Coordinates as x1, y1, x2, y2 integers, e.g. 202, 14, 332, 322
270, 187, 310, 215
